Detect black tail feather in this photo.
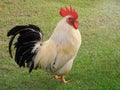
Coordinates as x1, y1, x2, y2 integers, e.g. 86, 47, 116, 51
9, 35, 16, 58
7, 24, 43, 72
29, 61, 34, 73
7, 24, 43, 37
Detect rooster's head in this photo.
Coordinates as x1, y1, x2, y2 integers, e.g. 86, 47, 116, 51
60, 6, 78, 29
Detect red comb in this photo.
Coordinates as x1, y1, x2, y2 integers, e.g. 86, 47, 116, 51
60, 6, 78, 19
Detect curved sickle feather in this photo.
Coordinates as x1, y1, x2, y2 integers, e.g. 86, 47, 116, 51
9, 35, 16, 58
8, 29, 34, 58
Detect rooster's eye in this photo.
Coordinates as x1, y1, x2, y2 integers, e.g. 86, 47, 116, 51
68, 17, 73, 22
67, 17, 74, 26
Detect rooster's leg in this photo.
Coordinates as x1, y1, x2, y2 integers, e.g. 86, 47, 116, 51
53, 75, 60, 80
61, 76, 68, 83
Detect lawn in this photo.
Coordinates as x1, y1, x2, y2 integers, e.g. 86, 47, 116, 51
0, 0, 120, 90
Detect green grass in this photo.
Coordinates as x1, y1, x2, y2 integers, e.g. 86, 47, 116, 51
0, 0, 120, 90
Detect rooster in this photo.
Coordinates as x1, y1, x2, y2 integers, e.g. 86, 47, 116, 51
7, 6, 81, 83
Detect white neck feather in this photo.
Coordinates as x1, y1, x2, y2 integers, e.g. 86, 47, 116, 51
50, 16, 75, 44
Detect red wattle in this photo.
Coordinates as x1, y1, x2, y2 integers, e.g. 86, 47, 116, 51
74, 21, 78, 29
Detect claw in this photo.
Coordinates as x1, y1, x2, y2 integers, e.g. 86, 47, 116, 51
61, 76, 69, 84
53, 75, 70, 83
53, 75, 60, 80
